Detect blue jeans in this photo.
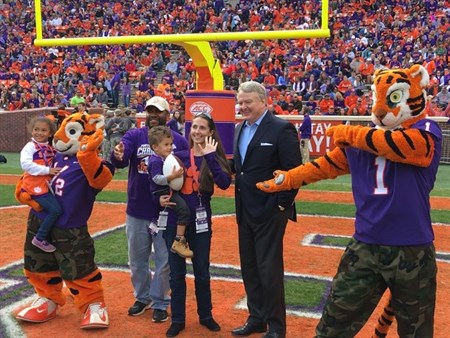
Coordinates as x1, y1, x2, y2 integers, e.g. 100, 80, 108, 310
126, 214, 170, 309
164, 224, 213, 323
123, 95, 130, 107
33, 193, 62, 240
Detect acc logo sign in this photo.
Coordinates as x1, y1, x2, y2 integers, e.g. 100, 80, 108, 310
190, 101, 213, 116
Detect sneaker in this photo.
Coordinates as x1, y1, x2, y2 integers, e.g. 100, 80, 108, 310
32, 236, 56, 253
16, 297, 57, 323
171, 237, 194, 258
152, 309, 169, 323
166, 322, 185, 337
200, 317, 221, 332
80, 302, 109, 329
128, 300, 151, 316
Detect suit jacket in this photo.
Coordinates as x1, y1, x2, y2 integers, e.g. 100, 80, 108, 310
231, 112, 301, 223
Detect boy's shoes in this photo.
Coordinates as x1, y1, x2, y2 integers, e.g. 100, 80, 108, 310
128, 300, 151, 316
32, 236, 56, 253
80, 302, 109, 329
166, 322, 185, 337
152, 309, 169, 322
200, 317, 221, 331
16, 297, 57, 323
171, 237, 193, 258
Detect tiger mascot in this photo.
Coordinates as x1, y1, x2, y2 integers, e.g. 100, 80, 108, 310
257, 64, 442, 337
14, 112, 113, 329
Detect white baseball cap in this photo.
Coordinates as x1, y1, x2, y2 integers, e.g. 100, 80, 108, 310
145, 96, 170, 111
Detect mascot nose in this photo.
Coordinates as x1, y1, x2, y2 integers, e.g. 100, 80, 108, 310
373, 108, 387, 121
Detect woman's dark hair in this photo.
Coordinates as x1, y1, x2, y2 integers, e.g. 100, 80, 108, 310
190, 114, 232, 195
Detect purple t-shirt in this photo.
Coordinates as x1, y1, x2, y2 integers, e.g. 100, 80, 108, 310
110, 126, 189, 221
346, 119, 442, 245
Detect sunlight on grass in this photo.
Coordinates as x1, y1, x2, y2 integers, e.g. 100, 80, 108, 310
322, 236, 352, 247
94, 229, 128, 266
285, 279, 328, 307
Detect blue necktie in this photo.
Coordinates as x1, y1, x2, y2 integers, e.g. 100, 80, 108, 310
238, 123, 257, 164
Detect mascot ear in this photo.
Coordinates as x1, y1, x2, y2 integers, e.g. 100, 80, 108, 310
374, 68, 383, 78
88, 114, 105, 129
408, 64, 429, 88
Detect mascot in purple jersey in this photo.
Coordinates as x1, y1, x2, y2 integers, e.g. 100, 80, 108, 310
257, 65, 442, 338
15, 112, 113, 329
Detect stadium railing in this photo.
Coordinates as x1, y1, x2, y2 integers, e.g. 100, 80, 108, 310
1, 110, 449, 164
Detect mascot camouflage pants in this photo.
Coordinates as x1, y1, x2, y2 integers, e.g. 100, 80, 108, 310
23, 212, 104, 312
315, 238, 436, 338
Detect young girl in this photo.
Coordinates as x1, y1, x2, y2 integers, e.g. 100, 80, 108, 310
20, 117, 62, 252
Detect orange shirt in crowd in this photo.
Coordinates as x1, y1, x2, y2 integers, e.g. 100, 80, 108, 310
348, 102, 368, 115
318, 98, 335, 113
337, 79, 353, 93
423, 59, 436, 76
345, 93, 359, 108
359, 61, 374, 76
263, 74, 276, 86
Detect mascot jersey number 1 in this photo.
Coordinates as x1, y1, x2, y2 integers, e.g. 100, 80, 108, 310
258, 65, 442, 338
15, 112, 114, 330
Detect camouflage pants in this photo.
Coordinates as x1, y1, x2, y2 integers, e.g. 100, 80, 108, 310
101, 137, 112, 160
315, 238, 436, 338
24, 212, 97, 280
300, 138, 310, 164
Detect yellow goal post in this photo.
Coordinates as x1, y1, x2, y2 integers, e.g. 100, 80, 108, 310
32, 0, 330, 90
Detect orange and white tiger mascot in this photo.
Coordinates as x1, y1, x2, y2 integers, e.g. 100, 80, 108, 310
257, 64, 442, 337
15, 112, 113, 329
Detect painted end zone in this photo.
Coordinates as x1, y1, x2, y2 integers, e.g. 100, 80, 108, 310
1, 206, 449, 337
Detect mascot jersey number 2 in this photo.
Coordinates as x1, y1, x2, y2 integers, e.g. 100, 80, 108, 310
258, 65, 442, 338
15, 112, 113, 329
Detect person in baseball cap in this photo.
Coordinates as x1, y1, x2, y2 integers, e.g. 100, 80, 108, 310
109, 94, 188, 322
145, 96, 171, 128
145, 96, 170, 112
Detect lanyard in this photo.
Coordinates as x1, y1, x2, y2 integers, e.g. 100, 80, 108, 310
189, 149, 202, 205
32, 140, 53, 166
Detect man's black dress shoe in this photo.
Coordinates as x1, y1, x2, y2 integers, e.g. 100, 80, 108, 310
262, 332, 286, 338
231, 322, 267, 336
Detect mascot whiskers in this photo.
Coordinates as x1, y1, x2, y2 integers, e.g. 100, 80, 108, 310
257, 65, 442, 337
15, 112, 114, 329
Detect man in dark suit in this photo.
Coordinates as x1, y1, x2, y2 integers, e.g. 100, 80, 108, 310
230, 81, 302, 338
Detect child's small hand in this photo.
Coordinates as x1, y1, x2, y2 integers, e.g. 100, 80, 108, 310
49, 167, 62, 176
168, 166, 184, 181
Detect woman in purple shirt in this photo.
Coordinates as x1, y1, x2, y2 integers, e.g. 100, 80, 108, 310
160, 112, 232, 337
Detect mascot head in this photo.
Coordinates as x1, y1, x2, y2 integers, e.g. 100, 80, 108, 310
53, 112, 105, 155
371, 64, 429, 130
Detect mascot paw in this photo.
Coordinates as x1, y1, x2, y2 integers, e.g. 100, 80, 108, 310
17, 191, 43, 212
326, 125, 360, 148
79, 129, 104, 153
256, 170, 291, 192
15, 177, 43, 212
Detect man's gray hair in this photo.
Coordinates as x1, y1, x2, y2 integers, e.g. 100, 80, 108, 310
237, 81, 267, 102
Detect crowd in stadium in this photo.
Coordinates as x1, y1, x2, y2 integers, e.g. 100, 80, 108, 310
0, 0, 449, 116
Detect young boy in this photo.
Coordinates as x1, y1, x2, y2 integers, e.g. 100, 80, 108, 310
148, 126, 193, 258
